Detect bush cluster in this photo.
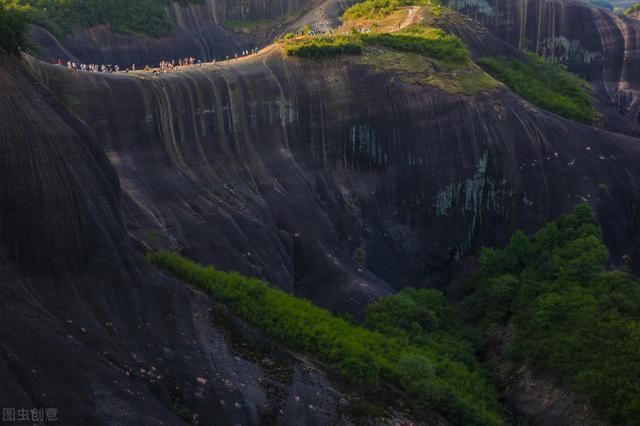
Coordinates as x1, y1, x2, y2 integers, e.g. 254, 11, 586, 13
147, 251, 505, 425
0, 3, 28, 54
478, 53, 600, 124
465, 204, 640, 424
283, 35, 362, 57
363, 26, 468, 64
626, 2, 640, 14
283, 27, 468, 64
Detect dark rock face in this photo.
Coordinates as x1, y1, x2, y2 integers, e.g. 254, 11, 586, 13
448, 0, 640, 136
26, 47, 640, 297
0, 55, 411, 425
31, 0, 327, 68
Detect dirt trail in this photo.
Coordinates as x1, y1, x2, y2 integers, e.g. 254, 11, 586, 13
399, 6, 421, 30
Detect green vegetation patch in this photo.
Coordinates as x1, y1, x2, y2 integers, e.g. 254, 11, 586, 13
0, 3, 28, 54
283, 26, 469, 64
283, 35, 363, 57
625, 2, 640, 14
283, 26, 496, 95
4, 0, 203, 38
342, 0, 434, 20
478, 53, 600, 124
147, 251, 505, 425
363, 26, 468, 64
465, 204, 640, 424
354, 48, 497, 94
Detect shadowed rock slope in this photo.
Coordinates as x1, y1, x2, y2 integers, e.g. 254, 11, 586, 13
0, 54, 420, 426
26, 43, 640, 298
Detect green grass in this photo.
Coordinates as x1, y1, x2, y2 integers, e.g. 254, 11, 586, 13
363, 26, 468, 65
625, 2, 640, 14
464, 205, 640, 424
342, 0, 434, 20
283, 35, 363, 57
147, 251, 505, 425
4, 0, 203, 38
283, 26, 468, 65
478, 53, 600, 124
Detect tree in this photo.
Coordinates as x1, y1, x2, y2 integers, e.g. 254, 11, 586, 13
0, 5, 28, 54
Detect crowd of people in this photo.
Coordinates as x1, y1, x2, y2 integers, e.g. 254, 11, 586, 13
55, 47, 261, 76
293, 28, 335, 37
158, 56, 202, 73
61, 59, 122, 73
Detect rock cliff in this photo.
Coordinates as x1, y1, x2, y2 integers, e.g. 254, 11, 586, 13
3, 2, 640, 424
25, 43, 640, 299
0, 53, 423, 425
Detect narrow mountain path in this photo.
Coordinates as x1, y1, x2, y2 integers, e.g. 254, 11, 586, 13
399, 6, 422, 30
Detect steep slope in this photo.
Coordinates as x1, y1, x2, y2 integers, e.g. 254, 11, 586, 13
0, 54, 414, 425
25, 43, 640, 299
448, 0, 640, 136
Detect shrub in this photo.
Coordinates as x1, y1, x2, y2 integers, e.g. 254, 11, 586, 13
478, 53, 600, 124
363, 26, 468, 64
147, 251, 505, 425
465, 204, 640, 423
625, 2, 640, 14
282, 27, 469, 65
283, 35, 362, 57
0, 3, 28, 54
398, 354, 436, 383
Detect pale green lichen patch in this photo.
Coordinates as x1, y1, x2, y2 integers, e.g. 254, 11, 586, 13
349, 123, 389, 166
434, 152, 513, 249
351, 47, 499, 95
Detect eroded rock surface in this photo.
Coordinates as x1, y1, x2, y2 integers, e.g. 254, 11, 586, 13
0, 55, 408, 425
26, 44, 640, 296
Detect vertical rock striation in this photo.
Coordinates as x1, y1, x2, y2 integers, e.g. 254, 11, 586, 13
0, 53, 395, 426
25, 46, 640, 301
